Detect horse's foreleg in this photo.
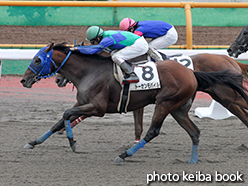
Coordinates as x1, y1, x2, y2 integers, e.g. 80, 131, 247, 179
170, 98, 200, 164
24, 102, 82, 150
58, 102, 84, 134
208, 90, 248, 128
24, 118, 65, 149
59, 116, 84, 134
24, 115, 80, 149
133, 108, 144, 143
62, 102, 106, 151
227, 105, 248, 128
64, 119, 77, 152
115, 104, 168, 163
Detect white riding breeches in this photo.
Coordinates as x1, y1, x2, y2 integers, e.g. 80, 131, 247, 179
111, 37, 149, 66
148, 26, 178, 49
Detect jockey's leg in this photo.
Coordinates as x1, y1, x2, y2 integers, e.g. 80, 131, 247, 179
111, 51, 139, 84
111, 37, 148, 83
149, 26, 178, 49
147, 46, 163, 62
117, 59, 139, 84
148, 26, 178, 62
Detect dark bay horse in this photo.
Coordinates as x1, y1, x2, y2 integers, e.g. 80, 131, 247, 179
56, 53, 248, 142
228, 24, 248, 58
20, 43, 248, 164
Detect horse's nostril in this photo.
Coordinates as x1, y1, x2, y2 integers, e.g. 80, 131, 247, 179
20, 79, 26, 84
55, 78, 60, 83
227, 48, 232, 53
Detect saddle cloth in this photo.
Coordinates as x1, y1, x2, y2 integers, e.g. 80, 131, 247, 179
167, 54, 194, 70
114, 61, 161, 91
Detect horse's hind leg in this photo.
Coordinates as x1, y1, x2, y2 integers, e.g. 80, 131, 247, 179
115, 104, 170, 163
133, 108, 144, 142
170, 98, 200, 164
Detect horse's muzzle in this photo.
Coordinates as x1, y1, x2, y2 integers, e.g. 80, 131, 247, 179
20, 76, 39, 88
55, 77, 68, 87
227, 48, 240, 58
20, 78, 31, 88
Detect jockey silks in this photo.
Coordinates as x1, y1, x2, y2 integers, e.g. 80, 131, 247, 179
134, 20, 173, 38
76, 31, 141, 55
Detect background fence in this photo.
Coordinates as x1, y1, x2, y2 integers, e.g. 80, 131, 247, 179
1, 1, 248, 50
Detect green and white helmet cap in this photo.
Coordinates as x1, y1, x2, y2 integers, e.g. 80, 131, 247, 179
86, 26, 104, 41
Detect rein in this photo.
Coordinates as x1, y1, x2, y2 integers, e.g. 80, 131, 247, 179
29, 49, 72, 80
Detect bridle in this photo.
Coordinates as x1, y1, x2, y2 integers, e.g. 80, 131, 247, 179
234, 28, 248, 53
28, 47, 72, 81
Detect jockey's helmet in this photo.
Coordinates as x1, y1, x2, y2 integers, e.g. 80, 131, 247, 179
119, 18, 137, 31
86, 26, 104, 44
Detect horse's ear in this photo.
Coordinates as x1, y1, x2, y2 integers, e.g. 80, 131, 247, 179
45, 42, 54, 53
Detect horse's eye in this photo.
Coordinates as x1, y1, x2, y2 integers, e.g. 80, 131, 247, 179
244, 31, 248, 35
33, 57, 41, 66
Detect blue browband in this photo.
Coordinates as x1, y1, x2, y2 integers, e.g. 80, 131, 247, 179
28, 46, 71, 80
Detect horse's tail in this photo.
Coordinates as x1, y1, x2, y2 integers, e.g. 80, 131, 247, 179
194, 70, 248, 103
235, 61, 248, 78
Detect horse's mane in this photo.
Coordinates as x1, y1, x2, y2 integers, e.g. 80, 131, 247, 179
53, 43, 69, 52
53, 43, 111, 60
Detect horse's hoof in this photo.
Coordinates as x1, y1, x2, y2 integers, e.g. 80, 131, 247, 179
23, 143, 34, 149
56, 131, 64, 135
71, 142, 78, 152
188, 159, 197, 164
114, 156, 125, 163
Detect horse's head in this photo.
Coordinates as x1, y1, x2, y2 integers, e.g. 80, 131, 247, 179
20, 43, 55, 88
21, 42, 72, 88
227, 26, 248, 58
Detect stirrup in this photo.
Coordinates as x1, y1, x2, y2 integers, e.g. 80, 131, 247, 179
122, 74, 139, 84
122, 78, 139, 84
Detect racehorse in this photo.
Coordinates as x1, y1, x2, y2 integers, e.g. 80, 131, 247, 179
227, 24, 248, 58
56, 53, 248, 142
20, 43, 248, 164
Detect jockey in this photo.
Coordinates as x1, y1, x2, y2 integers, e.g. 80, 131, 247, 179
119, 18, 178, 62
70, 26, 148, 84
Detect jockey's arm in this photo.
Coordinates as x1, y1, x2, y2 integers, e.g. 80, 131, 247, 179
134, 30, 144, 37
71, 37, 114, 55
72, 45, 103, 55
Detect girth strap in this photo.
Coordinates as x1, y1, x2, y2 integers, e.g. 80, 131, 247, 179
118, 82, 131, 113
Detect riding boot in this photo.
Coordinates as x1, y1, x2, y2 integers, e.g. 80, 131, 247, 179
120, 62, 139, 84
147, 46, 163, 62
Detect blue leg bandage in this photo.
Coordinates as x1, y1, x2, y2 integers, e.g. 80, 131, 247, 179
36, 130, 53, 144
126, 139, 147, 156
64, 120, 73, 139
188, 144, 198, 164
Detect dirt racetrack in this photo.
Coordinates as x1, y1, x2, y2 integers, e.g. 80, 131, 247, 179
0, 26, 248, 186
1, 76, 248, 186
0, 25, 245, 45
